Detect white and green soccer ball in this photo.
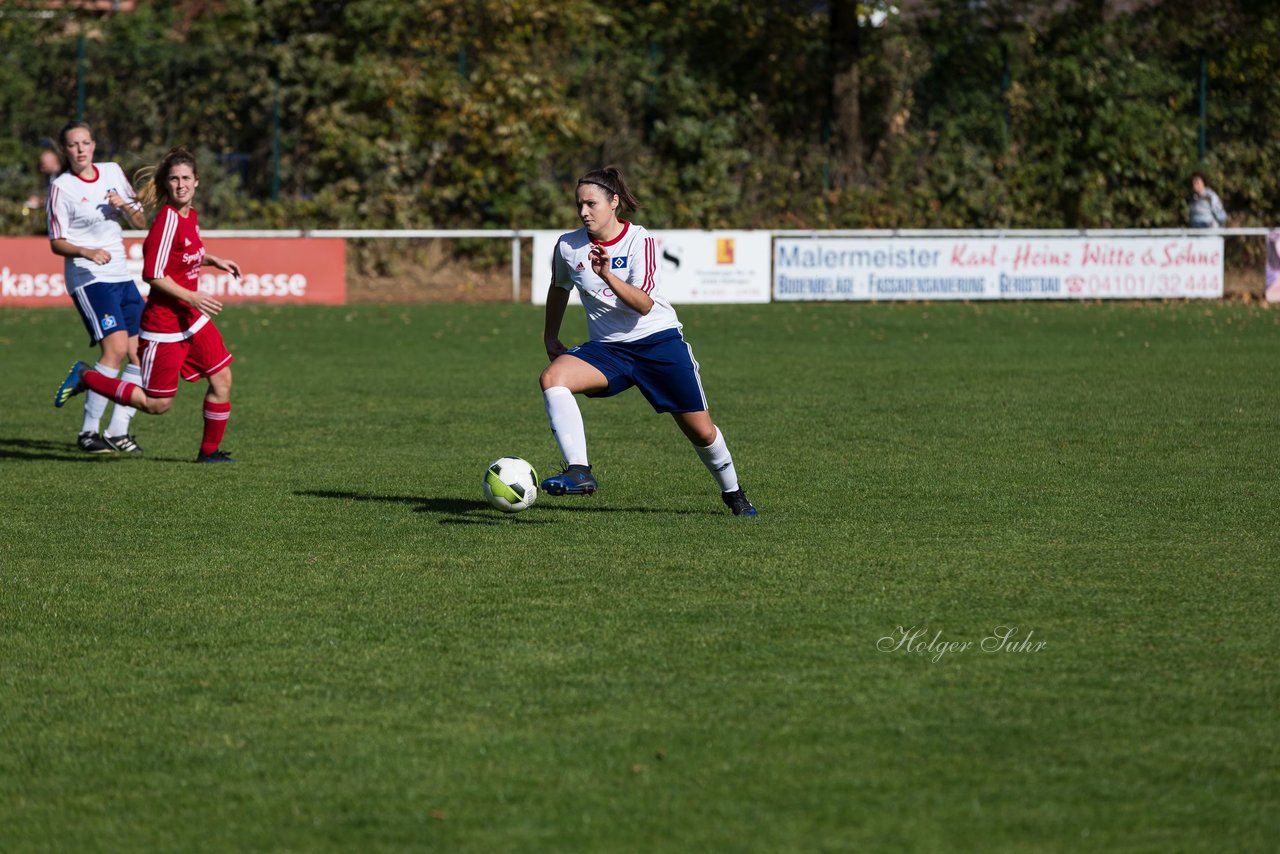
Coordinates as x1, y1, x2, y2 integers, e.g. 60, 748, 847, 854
483, 457, 539, 513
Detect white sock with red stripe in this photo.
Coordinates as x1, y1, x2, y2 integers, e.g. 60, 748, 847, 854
81, 361, 117, 434
105, 364, 141, 437
694, 427, 740, 493
543, 386, 588, 466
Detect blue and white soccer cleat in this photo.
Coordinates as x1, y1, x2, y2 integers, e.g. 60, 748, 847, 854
54, 361, 89, 408
721, 488, 759, 518
541, 464, 598, 496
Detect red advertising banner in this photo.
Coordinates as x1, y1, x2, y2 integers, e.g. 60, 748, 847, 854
0, 236, 346, 306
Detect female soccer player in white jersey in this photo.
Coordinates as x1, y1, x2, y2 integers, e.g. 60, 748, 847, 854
55, 147, 242, 464
540, 166, 758, 517
47, 121, 148, 454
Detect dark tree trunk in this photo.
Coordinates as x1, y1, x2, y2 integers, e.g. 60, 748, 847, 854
829, 0, 864, 188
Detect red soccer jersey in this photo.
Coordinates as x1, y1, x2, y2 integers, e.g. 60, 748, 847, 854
141, 204, 205, 333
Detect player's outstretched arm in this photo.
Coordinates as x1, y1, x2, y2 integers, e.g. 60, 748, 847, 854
204, 254, 242, 279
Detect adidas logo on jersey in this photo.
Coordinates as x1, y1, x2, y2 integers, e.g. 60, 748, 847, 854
575, 261, 585, 271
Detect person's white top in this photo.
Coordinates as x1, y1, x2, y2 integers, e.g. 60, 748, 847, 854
550, 221, 682, 343
47, 162, 136, 288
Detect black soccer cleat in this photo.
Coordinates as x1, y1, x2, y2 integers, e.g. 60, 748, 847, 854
76, 431, 115, 454
105, 433, 143, 453
721, 487, 758, 518
196, 449, 236, 464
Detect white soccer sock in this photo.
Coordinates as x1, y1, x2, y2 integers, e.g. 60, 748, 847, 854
543, 386, 589, 466
81, 361, 118, 434
105, 363, 142, 436
694, 427, 740, 493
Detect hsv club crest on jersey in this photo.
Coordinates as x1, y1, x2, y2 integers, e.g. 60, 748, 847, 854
550, 220, 681, 343
46, 161, 136, 288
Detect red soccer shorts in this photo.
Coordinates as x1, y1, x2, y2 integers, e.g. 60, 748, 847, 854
137, 320, 234, 398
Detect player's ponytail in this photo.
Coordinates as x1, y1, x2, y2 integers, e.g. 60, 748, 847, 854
134, 146, 199, 210
578, 165, 640, 212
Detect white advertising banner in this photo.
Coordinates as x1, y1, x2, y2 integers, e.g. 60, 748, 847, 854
531, 229, 772, 305
773, 236, 1224, 301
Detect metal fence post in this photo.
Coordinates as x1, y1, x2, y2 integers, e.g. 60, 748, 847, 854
511, 235, 521, 303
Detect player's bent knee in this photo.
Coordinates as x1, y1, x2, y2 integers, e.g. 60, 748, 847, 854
145, 397, 173, 415
208, 368, 232, 400
539, 366, 564, 391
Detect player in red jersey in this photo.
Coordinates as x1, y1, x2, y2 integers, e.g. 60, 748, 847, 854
54, 147, 242, 463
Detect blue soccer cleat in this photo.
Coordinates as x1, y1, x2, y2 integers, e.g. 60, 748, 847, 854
721, 488, 759, 518
541, 464, 597, 496
196, 449, 236, 464
55, 361, 89, 408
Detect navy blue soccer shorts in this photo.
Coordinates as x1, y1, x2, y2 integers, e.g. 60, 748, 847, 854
67, 279, 143, 346
567, 328, 709, 414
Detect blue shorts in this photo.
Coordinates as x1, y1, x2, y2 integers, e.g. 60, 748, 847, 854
568, 328, 708, 414
68, 280, 143, 346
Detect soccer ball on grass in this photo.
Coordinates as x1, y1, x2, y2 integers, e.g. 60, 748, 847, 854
483, 457, 539, 513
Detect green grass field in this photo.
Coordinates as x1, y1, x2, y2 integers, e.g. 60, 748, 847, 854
2, 301, 1277, 851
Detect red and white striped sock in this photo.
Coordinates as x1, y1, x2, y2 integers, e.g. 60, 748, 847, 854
82, 369, 138, 408
200, 400, 232, 457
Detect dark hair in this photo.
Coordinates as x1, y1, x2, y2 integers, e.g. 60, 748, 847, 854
1190, 171, 1207, 184
134, 146, 199, 209
56, 120, 94, 172
577, 165, 640, 212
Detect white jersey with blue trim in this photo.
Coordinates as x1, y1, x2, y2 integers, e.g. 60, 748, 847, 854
47, 162, 136, 288
551, 221, 681, 343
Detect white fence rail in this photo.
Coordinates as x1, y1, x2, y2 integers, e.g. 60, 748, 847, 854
183, 227, 1270, 304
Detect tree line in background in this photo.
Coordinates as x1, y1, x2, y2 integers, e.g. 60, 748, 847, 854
1, 0, 1276, 238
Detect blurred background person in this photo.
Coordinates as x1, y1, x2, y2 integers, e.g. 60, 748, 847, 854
21, 145, 62, 230
1187, 172, 1227, 228
24, 145, 61, 210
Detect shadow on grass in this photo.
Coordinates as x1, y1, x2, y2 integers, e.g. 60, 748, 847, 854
297, 489, 710, 524
0, 437, 210, 465
0, 437, 118, 462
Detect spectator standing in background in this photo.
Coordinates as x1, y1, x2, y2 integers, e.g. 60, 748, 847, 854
1265, 230, 1280, 303
1188, 172, 1227, 228
24, 146, 62, 213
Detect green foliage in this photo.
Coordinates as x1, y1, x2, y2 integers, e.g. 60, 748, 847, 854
0, 0, 1276, 231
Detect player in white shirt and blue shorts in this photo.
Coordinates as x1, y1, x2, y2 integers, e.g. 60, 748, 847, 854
47, 121, 148, 454
540, 166, 758, 517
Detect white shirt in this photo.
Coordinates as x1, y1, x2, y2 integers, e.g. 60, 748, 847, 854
47, 162, 136, 288
551, 221, 681, 343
